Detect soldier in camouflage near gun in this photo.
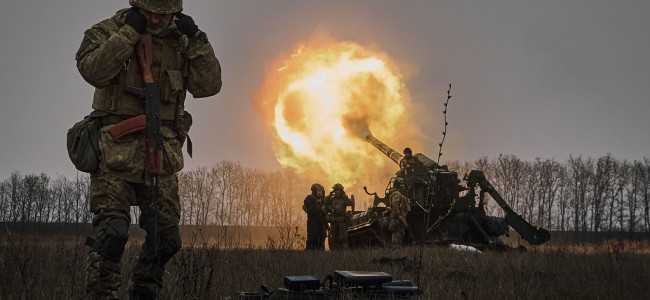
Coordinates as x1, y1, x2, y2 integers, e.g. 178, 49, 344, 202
303, 183, 327, 250
392, 148, 417, 246
324, 183, 355, 250
75, 0, 221, 299
388, 181, 411, 247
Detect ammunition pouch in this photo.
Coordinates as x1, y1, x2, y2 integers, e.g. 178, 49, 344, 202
98, 124, 146, 179
66, 111, 106, 173
98, 124, 185, 180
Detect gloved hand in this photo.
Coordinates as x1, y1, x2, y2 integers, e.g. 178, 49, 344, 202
175, 12, 200, 37
125, 7, 146, 34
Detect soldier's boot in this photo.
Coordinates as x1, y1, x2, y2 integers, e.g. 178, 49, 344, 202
130, 227, 181, 298
86, 217, 130, 300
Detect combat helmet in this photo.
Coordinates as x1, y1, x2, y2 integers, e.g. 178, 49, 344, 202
332, 183, 344, 190
310, 183, 323, 193
129, 0, 183, 14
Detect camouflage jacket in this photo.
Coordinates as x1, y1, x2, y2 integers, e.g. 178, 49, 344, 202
398, 156, 420, 177
389, 190, 410, 224
303, 194, 325, 221
75, 9, 222, 182
325, 193, 353, 218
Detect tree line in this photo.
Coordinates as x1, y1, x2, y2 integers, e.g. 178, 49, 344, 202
0, 161, 308, 228
448, 154, 650, 232
1, 155, 649, 233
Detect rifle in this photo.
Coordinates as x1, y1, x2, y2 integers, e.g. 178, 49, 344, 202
135, 33, 163, 259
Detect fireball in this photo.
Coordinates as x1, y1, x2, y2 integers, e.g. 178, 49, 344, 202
254, 35, 420, 188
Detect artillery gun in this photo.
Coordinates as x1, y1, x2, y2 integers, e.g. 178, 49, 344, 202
346, 134, 550, 248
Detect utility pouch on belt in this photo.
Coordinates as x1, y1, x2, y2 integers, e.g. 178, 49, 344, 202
66, 111, 106, 173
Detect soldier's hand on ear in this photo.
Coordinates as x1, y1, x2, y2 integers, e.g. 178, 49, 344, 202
125, 7, 146, 34
175, 12, 199, 37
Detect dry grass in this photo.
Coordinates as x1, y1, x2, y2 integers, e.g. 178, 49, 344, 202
1, 230, 649, 300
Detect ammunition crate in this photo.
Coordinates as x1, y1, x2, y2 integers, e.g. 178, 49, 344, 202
283, 275, 320, 291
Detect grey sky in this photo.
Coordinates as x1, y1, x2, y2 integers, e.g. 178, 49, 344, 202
0, 0, 648, 180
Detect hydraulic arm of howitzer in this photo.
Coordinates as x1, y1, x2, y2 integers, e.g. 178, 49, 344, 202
465, 170, 551, 245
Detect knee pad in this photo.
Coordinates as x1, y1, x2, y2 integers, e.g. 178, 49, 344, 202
93, 218, 129, 262
157, 228, 181, 265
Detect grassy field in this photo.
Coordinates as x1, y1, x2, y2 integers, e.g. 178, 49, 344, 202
1, 229, 649, 299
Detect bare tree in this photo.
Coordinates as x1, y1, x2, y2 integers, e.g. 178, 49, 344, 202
567, 155, 593, 231
537, 159, 561, 229
32, 173, 51, 223
178, 167, 218, 226
0, 179, 8, 222
51, 175, 73, 223
612, 161, 629, 231
641, 158, 650, 232
591, 154, 617, 232
209, 161, 242, 226
625, 161, 640, 232
555, 165, 570, 231
71, 173, 90, 223
8, 171, 22, 222
489, 154, 527, 219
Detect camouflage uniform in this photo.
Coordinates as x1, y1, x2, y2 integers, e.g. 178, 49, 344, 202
324, 184, 354, 250
303, 184, 327, 250
389, 189, 410, 246
398, 155, 419, 178
397, 149, 421, 199
76, 1, 221, 298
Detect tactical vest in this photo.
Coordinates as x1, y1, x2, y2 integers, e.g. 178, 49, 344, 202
92, 28, 189, 122
329, 195, 350, 217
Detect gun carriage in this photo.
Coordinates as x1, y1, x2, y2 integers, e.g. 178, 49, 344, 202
346, 134, 551, 248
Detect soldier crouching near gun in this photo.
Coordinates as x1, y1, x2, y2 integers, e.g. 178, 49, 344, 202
75, 0, 221, 299
324, 183, 354, 251
389, 181, 411, 247
303, 183, 327, 250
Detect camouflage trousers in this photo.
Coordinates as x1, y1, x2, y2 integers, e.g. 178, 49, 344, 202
328, 221, 348, 251
86, 171, 181, 300
389, 219, 406, 246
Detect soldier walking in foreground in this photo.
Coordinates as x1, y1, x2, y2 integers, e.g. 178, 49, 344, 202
324, 183, 354, 250
389, 183, 411, 247
75, 0, 221, 298
303, 183, 327, 250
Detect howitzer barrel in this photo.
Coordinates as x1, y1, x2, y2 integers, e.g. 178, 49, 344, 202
366, 134, 441, 170
365, 134, 403, 164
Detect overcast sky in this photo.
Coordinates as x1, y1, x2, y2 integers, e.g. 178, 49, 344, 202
0, 0, 648, 180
